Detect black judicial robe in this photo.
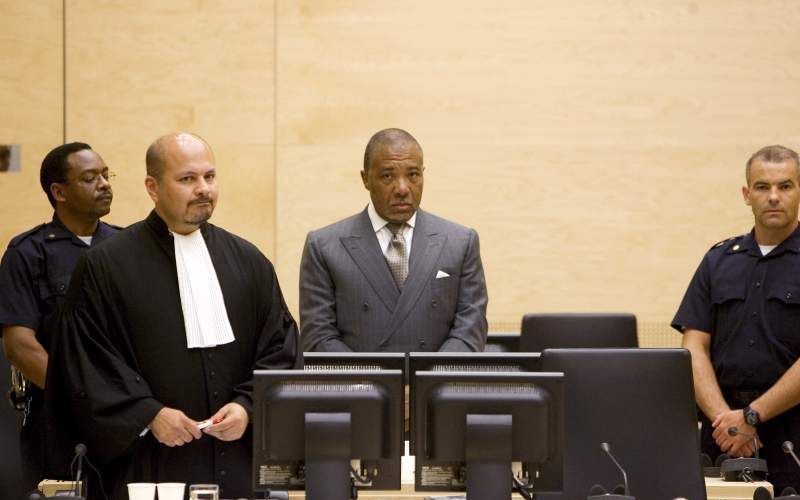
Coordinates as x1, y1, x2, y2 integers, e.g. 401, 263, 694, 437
46, 211, 301, 499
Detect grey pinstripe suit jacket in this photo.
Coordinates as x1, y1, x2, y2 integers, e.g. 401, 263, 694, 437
299, 208, 488, 352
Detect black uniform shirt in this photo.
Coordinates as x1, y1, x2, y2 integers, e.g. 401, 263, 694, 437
672, 225, 800, 391
0, 215, 119, 349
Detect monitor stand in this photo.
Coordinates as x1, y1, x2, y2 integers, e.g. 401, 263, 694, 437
305, 412, 354, 500
465, 414, 513, 500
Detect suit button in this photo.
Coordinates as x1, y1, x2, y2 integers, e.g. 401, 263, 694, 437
210, 370, 216, 377
135, 376, 141, 382
212, 391, 219, 398
57, 283, 66, 292
787, 292, 794, 300
220, 469, 226, 476
207, 352, 214, 359
220, 450, 226, 457
755, 281, 761, 288
748, 339, 755, 347
362, 302, 369, 311
431, 300, 438, 308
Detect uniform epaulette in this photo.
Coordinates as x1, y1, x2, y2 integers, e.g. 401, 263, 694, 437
7, 224, 46, 248
709, 234, 745, 251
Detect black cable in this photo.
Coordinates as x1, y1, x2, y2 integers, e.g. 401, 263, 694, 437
349, 465, 370, 484
83, 456, 109, 500
69, 455, 77, 496
511, 472, 535, 500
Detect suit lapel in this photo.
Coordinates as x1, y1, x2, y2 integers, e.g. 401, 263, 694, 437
340, 209, 400, 312
380, 210, 446, 346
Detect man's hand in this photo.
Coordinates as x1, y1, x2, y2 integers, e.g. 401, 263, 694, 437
149, 407, 202, 447
712, 409, 761, 457
203, 402, 249, 441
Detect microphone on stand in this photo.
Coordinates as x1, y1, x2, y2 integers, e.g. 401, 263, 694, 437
782, 441, 800, 469
601, 442, 632, 498
585, 442, 636, 500
773, 442, 800, 499
74, 443, 87, 498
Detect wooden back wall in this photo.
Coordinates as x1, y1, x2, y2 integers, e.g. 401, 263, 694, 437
3, 1, 798, 346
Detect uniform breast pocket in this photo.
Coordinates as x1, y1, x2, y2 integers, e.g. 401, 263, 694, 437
711, 284, 745, 305
38, 272, 71, 305
710, 284, 746, 339
766, 285, 800, 351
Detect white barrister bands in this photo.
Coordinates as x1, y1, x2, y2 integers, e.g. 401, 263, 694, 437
172, 228, 235, 348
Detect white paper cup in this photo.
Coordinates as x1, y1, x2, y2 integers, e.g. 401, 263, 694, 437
157, 482, 186, 500
127, 482, 156, 500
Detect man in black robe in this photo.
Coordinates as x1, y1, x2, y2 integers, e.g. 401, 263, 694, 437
47, 133, 301, 499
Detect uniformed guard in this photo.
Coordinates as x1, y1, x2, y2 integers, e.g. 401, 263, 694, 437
0, 142, 119, 491
673, 144, 800, 492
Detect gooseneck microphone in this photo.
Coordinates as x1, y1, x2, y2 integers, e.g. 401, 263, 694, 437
783, 441, 800, 469
601, 442, 631, 497
74, 443, 87, 497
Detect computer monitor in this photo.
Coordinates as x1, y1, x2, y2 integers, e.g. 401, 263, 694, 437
253, 369, 404, 500
303, 352, 406, 376
519, 312, 638, 352
540, 348, 705, 500
412, 370, 564, 499
485, 332, 521, 352
408, 352, 542, 454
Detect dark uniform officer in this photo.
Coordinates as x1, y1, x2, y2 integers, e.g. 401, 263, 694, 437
0, 216, 119, 488
0, 142, 118, 492
672, 226, 800, 491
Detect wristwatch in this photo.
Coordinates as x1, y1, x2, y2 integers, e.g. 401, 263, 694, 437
743, 405, 761, 427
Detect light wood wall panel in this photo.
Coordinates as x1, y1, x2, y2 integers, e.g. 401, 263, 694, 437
275, 0, 800, 337
64, 0, 277, 255
0, 1, 63, 248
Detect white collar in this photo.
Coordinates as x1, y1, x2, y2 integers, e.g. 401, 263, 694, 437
172, 228, 235, 349
367, 202, 417, 233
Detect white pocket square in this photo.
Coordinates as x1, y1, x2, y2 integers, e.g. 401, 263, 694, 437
435, 270, 450, 279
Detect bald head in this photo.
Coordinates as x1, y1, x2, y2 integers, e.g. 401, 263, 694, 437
363, 128, 423, 172
146, 132, 214, 179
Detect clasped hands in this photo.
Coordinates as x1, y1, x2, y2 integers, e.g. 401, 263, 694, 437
712, 408, 762, 458
149, 402, 248, 448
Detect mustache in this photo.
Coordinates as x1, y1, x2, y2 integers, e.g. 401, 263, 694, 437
189, 197, 212, 205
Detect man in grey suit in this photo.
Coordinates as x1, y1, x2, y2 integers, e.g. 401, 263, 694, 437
300, 128, 488, 352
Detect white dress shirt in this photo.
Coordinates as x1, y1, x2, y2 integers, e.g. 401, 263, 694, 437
367, 202, 416, 255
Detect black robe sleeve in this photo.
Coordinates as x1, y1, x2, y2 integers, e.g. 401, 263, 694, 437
230, 255, 303, 418
47, 255, 163, 465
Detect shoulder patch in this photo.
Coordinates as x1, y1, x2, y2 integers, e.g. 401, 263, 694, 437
709, 234, 745, 251
8, 224, 46, 248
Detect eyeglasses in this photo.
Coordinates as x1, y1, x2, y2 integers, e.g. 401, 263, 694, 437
68, 171, 116, 185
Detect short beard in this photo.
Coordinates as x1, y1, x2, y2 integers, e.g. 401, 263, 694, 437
184, 209, 212, 225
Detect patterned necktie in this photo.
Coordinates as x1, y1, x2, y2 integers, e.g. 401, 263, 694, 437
385, 223, 408, 288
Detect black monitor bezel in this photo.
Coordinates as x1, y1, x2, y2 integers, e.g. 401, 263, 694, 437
252, 369, 404, 493
411, 370, 564, 494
